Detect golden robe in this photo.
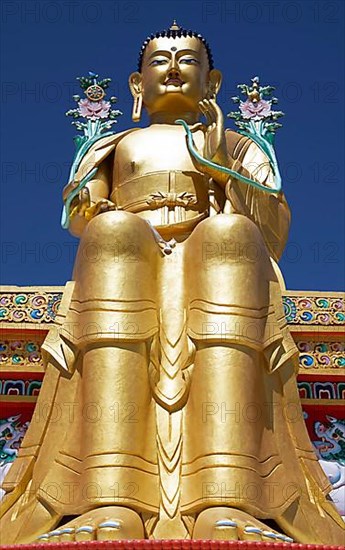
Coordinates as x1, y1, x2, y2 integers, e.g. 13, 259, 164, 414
1, 130, 344, 544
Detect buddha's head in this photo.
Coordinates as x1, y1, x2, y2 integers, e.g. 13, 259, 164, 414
129, 22, 222, 123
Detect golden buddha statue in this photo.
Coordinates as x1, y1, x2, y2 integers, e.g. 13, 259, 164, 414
1, 23, 344, 545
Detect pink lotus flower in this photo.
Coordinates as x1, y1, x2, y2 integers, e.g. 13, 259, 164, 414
78, 98, 110, 120
239, 99, 271, 120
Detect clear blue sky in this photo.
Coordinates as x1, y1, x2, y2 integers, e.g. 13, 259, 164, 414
1, 0, 344, 291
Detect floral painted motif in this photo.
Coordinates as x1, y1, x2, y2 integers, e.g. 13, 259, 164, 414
297, 341, 345, 370
239, 98, 272, 121
78, 98, 111, 120
228, 76, 284, 141
65, 72, 121, 137
0, 340, 43, 368
0, 292, 62, 323
282, 295, 344, 325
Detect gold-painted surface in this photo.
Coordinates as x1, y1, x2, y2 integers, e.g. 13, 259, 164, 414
1, 33, 344, 545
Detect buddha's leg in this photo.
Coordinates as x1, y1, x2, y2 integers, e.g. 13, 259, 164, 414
0, 347, 150, 544
182, 214, 278, 530
182, 214, 344, 543
184, 344, 289, 541
1, 212, 160, 543
185, 345, 295, 542
46, 212, 159, 536
77, 343, 158, 511
189, 360, 345, 544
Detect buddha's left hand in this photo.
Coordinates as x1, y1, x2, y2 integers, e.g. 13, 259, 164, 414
85, 198, 117, 221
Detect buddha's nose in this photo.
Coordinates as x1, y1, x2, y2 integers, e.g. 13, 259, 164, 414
167, 67, 181, 79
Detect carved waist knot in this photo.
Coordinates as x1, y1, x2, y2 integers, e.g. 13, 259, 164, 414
147, 191, 198, 209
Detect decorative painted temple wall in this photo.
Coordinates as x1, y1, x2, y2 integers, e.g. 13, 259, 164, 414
1, 285, 344, 519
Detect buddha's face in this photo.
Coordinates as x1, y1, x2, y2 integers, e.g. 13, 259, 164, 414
130, 36, 220, 117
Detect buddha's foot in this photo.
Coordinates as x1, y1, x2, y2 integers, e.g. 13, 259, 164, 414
193, 507, 293, 542
35, 506, 144, 542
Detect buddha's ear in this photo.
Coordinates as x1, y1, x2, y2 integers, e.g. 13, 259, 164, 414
129, 72, 143, 122
208, 69, 222, 98
129, 72, 142, 96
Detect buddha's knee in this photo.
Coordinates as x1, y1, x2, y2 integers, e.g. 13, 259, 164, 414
194, 214, 268, 263
80, 211, 156, 259
203, 214, 262, 244
85, 211, 149, 240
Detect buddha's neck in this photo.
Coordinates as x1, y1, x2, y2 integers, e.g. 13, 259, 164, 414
149, 111, 200, 125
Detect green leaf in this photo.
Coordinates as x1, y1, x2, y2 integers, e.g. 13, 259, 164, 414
73, 135, 88, 149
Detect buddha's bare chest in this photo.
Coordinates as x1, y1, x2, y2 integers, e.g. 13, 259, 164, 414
113, 127, 204, 183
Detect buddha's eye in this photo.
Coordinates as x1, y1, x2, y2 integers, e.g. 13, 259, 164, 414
180, 58, 199, 65
150, 58, 169, 66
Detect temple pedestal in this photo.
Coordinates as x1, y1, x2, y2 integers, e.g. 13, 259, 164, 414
1, 540, 344, 550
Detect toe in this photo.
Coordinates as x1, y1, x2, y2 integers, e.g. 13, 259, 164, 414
48, 530, 63, 543
36, 534, 50, 544
75, 525, 96, 541
261, 530, 293, 543
97, 520, 122, 540
242, 526, 263, 541
213, 519, 239, 540
262, 530, 281, 542
59, 527, 75, 541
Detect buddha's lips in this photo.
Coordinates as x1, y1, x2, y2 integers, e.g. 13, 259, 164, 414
165, 78, 184, 86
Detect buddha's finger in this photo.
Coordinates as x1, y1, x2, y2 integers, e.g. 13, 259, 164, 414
189, 122, 206, 134
209, 98, 222, 115
78, 188, 90, 209
202, 99, 218, 124
198, 100, 207, 117
199, 100, 212, 125
102, 203, 117, 213
208, 100, 225, 148
94, 200, 116, 216
207, 99, 221, 124
93, 201, 107, 215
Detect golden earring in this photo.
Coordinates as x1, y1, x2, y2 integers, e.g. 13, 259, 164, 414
132, 93, 142, 122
